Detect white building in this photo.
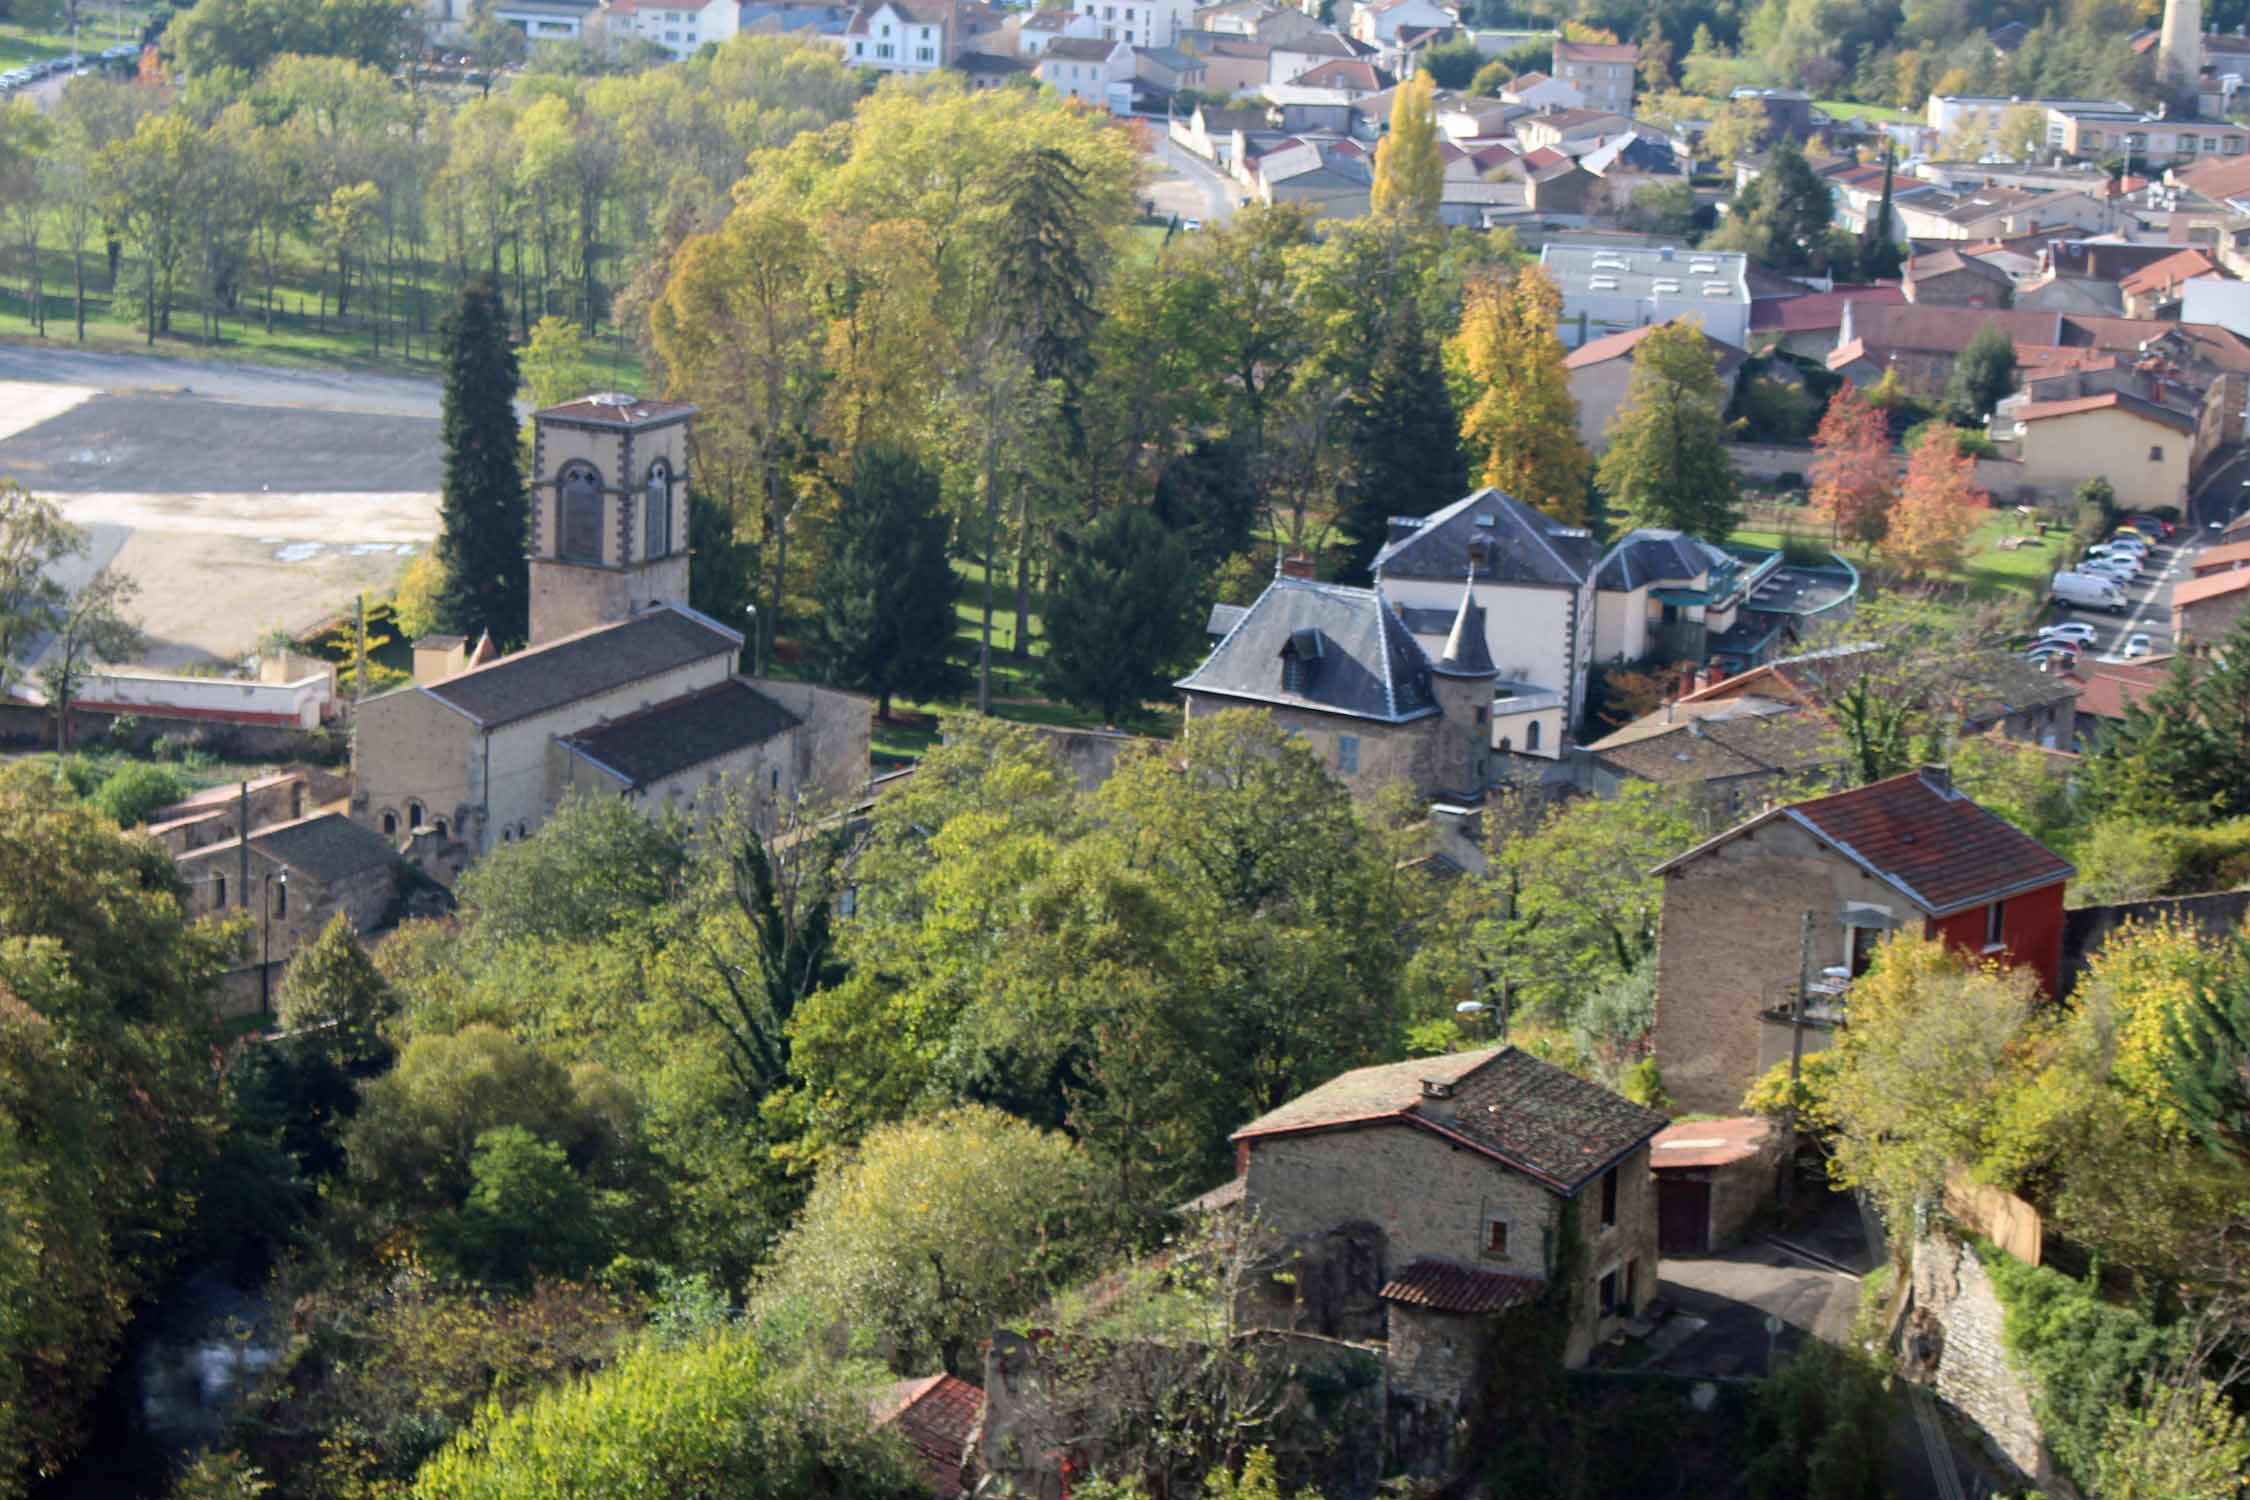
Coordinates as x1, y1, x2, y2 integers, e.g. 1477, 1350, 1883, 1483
1537, 243, 1751, 350
2183, 276, 2250, 338
840, 0, 954, 74
492, 0, 600, 40
1349, 0, 1452, 47
602, 0, 738, 58
1072, 0, 1192, 49
1036, 34, 1132, 103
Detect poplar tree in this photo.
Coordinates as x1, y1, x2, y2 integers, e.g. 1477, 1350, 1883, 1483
1858, 145, 1903, 281
1371, 73, 1443, 226
434, 277, 528, 647
1452, 268, 1590, 523
1593, 319, 1741, 539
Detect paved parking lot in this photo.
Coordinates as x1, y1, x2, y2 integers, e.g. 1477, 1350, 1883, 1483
2039, 518, 2210, 663
0, 392, 439, 495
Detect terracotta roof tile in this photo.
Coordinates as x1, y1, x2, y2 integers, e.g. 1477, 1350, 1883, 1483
2012, 389, 2195, 433
1380, 1259, 1545, 1314
2172, 568, 2250, 607
1553, 39, 1637, 62
1651, 1116, 1774, 1170
1748, 285, 1904, 334
1778, 769, 2073, 914
873, 1375, 983, 1499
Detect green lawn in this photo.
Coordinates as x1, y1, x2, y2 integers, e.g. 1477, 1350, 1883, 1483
1730, 510, 2058, 607
0, 10, 142, 67
1815, 99, 1919, 126
853, 554, 1183, 768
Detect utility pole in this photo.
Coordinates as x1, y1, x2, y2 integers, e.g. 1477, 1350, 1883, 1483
1779, 909, 1813, 1212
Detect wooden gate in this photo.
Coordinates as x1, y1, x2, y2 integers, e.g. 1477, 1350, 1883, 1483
1658, 1173, 1711, 1255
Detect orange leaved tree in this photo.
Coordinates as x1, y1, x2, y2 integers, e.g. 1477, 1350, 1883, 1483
1809, 381, 1896, 546
1881, 425, 1988, 579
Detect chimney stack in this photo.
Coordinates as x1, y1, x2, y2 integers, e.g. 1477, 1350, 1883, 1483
1919, 763, 1955, 796
1279, 552, 1316, 580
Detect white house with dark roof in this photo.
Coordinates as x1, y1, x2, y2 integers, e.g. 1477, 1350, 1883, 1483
840, 0, 955, 73
351, 396, 871, 871
1036, 34, 1131, 104
1371, 487, 1601, 743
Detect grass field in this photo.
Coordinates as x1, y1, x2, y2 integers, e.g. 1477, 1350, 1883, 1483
1814, 99, 1920, 126
849, 555, 1182, 767
1730, 509, 2058, 606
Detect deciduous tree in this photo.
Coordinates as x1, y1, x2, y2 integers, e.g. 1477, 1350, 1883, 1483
1453, 268, 1590, 523
1945, 319, 2019, 426
1881, 423, 1987, 578
1809, 380, 1896, 545
0, 482, 85, 697
1592, 317, 1741, 539
1371, 72, 1442, 226
39, 567, 142, 752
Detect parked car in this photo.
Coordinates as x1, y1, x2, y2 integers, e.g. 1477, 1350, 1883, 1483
2126, 515, 2178, 538
2124, 633, 2154, 659
2051, 571, 2130, 612
1182, 218, 1202, 231
2038, 623, 2100, 645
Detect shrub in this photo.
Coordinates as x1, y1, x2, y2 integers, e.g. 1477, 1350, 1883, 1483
1982, 1247, 2181, 1484
1619, 1058, 1669, 1110
92, 762, 189, 827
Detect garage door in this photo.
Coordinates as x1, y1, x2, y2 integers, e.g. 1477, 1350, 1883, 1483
1658, 1174, 1710, 1255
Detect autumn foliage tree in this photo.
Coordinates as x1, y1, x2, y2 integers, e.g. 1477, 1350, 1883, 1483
1371, 73, 1442, 226
1452, 268, 1590, 523
1809, 381, 1896, 545
1881, 424, 1987, 578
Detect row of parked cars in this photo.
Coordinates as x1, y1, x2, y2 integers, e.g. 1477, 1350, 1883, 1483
0, 43, 137, 94
2033, 515, 2176, 663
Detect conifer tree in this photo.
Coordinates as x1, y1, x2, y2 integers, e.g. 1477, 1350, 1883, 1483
807, 445, 962, 721
1593, 318, 1741, 539
1858, 145, 1904, 281
1452, 268, 1590, 523
1043, 507, 1199, 725
434, 277, 528, 646
1945, 320, 2019, 426
1371, 73, 1443, 226
1338, 298, 1463, 582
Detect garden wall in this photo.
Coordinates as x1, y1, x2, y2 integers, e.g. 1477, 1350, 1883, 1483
1904, 1234, 2069, 1496
1726, 442, 2031, 499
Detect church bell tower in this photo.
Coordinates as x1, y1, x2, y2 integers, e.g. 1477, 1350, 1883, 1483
2160, 0, 2205, 107
527, 393, 697, 648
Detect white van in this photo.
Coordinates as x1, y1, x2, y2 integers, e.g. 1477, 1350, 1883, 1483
2051, 571, 2130, 613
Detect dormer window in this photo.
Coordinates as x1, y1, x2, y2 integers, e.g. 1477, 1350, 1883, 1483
1467, 538, 1490, 573
1280, 627, 1324, 696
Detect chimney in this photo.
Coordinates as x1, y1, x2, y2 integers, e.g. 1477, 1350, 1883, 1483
1279, 552, 1316, 580
413, 635, 469, 684
1919, 763, 1955, 797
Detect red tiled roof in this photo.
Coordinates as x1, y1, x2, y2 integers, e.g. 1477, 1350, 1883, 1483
1380, 1259, 1545, 1315
2191, 540, 2250, 573
1292, 57, 1386, 89
1521, 145, 1567, 170
2063, 659, 2172, 721
1683, 768, 2073, 915
1651, 1117, 1774, 1170
2176, 153, 2250, 204
1563, 319, 1747, 373
2012, 389, 2195, 433
873, 1375, 984, 1499
2013, 343, 2118, 375
2172, 568, 2250, 608
2119, 248, 2219, 298
1748, 284, 1904, 334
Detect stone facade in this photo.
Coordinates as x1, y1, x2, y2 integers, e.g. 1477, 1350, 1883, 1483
1239, 1124, 1658, 1366
1178, 696, 1446, 801
1653, 816, 1910, 1114
527, 401, 693, 650
177, 829, 406, 1015
1906, 1235, 2063, 1493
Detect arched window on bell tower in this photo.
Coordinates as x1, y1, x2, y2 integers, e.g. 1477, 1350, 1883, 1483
558, 461, 603, 563
644, 458, 673, 560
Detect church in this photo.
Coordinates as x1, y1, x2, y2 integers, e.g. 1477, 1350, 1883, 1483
349, 393, 871, 867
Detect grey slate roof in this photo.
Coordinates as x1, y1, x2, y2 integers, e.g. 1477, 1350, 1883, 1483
559, 677, 802, 788
1596, 528, 1734, 591
1433, 584, 1497, 678
1176, 576, 1439, 724
250, 812, 400, 885
1372, 488, 1598, 588
418, 607, 740, 729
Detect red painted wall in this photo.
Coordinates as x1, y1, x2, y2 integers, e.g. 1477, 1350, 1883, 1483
1921, 880, 2067, 998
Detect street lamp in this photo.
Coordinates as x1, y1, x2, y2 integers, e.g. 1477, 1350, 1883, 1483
260, 870, 288, 1019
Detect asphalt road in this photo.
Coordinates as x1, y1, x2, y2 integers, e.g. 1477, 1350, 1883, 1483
1147, 135, 1244, 226
0, 392, 440, 494
0, 345, 450, 419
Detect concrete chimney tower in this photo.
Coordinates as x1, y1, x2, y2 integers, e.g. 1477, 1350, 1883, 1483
2160, 0, 2205, 105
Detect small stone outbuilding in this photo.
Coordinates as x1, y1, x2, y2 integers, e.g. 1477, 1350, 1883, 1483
1648, 1116, 1783, 1254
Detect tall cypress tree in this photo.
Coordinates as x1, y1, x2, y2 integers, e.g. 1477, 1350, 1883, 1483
434, 277, 528, 647
1338, 298, 1463, 583
1859, 145, 1904, 281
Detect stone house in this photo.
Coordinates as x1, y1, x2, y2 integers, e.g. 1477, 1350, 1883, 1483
2173, 566, 2250, 648
1176, 568, 1501, 800
1550, 37, 1635, 115
1226, 1047, 1667, 1372
1579, 696, 1844, 816
1902, 248, 2015, 307
351, 395, 870, 867
1650, 766, 2076, 1114
176, 811, 429, 1017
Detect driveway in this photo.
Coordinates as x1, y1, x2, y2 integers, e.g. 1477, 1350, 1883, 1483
1146, 135, 1244, 226
1653, 1243, 1860, 1378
